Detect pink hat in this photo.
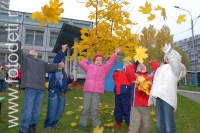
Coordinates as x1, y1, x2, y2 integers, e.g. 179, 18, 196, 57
93, 54, 104, 62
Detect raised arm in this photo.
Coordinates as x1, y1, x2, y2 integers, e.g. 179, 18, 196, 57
79, 59, 90, 72
104, 47, 121, 73
44, 62, 64, 73
13, 41, 25, 64
164, 44, 181, 78
53, 44, 67, 63
126, 64, 137, 83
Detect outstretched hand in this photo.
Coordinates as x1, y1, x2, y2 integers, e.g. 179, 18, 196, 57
62, 44, 68, 52
58, 62, 65, 69
164, 44, 173, 55
115, 47, 121, 54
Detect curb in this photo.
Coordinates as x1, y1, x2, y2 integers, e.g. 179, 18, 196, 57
177, 90, 200, 95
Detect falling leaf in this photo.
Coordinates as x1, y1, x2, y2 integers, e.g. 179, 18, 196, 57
93, 126, 104, 133
138, 2, 152, 14
76, 115, 79, 119
176, 14, 186, 24
123, 1, 129, 5
133, 46, 148, 63
71, 122, 77, 127
45, 82, 49, 88
99, 103, 102, 106
154, 5, 167, 20
148, 14, 155, 21
30, 0, 64, 28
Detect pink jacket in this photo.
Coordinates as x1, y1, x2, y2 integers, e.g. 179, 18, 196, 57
79, 53, 117, 95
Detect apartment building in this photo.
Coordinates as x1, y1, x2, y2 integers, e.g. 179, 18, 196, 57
174, 34, 200, 71
0, 0, 9, 10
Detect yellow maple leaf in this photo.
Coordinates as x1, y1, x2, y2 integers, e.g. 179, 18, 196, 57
30, 0, 64, 28
136, 76, 151, 95
123, 1, 129, 5
71, 122, 77, 127
153, 118, 157, 122
66, 111, 74, 115
154, 5, 167, 21
150, 110, 156, 116
176, 14, 186, 24
104, 104, 109, 109
133, 46, 148, 63
148, 14, 155, 21
45, 82, 49, 88
93, 126, 104, 133
138, 2, 152, 14
76, 115, 79, 119
104, 123, 115, 127
138, 76, 146, 82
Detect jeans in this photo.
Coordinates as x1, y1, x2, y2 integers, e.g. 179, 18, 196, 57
0, 80, 6, 91
156, 98, 176, 133
18, 79, 21, 89
19, 88, 44, 132
44, 88, 65, 128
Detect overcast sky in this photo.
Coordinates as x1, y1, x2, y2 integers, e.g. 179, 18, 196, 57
9, 0, 200, 42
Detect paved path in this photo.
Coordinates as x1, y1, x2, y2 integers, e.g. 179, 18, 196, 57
177, 90, 200, 104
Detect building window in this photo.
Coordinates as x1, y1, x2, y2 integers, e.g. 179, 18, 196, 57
49, 32, 58, 47
0, 53, 5, 65
0, 26, 8, 42
25, 30, 44, 46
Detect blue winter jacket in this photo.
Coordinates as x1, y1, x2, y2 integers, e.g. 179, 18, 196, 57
48, 50, 73, 93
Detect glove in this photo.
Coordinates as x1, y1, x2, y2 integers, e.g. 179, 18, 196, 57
164, 44, 173, 55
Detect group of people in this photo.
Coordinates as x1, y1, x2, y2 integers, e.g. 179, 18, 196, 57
13, 40, 185, 133
79, 43, 186, 133
13, 41, 72, 133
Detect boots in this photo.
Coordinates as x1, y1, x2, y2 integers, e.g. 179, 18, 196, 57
126, 125, 129, 133
115, 122, 122, 130
28, 124, 36, 133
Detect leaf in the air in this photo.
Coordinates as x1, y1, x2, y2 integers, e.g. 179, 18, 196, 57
176, 14, 186, 24
133, 46, 148, 63
148, 14, 155, 21
138, 2, 152, 14
30, 0, 64, 28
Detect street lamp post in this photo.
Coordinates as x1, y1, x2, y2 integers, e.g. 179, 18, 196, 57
174, 6, 199, 90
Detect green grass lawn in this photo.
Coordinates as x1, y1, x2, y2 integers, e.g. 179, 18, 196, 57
178, 86, 200, 92
0, 85, 200, 133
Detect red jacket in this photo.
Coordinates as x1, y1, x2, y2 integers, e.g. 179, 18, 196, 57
113, 66, 135, 95
126, 65, 152, 107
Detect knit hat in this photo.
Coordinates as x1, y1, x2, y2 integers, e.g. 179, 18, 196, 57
93, 54, 104, 62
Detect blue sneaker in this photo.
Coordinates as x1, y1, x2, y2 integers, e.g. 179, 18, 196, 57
82, 125, 88, 130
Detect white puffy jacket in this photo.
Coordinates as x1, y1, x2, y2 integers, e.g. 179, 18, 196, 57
149, 50, 182, 111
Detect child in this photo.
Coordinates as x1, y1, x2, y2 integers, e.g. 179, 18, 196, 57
79, 47, 121, 129
127, 63, 153, 133
44, 44, 74, 132
149, 44, 186, 133
112, 61, 134, 133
